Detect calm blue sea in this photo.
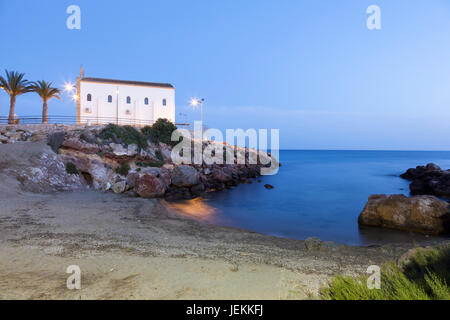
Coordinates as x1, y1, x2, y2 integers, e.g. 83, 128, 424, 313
171, 151, 450, 246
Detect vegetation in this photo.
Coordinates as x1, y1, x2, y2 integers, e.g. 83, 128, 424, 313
0, 70, 33, 124
135, 160, 164, 168
99, 124, 147, 149
115, 162, 130, 176
65, 162, 79, 175
30, 80, 61, 124
321, 246, 450, 300
141, 118, 179, 146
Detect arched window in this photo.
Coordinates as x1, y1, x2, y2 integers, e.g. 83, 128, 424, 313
144, 98, 149, 105
162, 99, 167, 106
87, 94, 92, 102
108, 95, 112, 103
126, 96, 131, 104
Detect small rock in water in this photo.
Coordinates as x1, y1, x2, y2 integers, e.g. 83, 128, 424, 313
264, 184, 275, 189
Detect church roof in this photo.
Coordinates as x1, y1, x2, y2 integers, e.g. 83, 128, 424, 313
80, 77, 174, 89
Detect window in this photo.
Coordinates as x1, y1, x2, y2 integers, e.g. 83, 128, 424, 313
162, 99, 167, 106
108, 95, 112, 103
144, 98, 149, 105
87, 94, 92, 102
126, 96, 131, 104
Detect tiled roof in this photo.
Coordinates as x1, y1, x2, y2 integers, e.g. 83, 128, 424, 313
80, 77, 174, 89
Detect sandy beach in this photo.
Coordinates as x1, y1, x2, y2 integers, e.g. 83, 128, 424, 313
0, 170, 431, 300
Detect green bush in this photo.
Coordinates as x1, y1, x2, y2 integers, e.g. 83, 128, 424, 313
65, 162, 79, 175
115, 162, 131, 176
320, 246, 450, 300
99, 124, 147, 149
135, 160, 164, 168
141, 118, 179, 146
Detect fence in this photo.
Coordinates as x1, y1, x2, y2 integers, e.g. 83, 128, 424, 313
0, 115, 190, 128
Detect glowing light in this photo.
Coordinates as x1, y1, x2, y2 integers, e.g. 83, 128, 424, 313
64, 82, 75, 92
190, 98, 199, 107
72, 94, 79, 101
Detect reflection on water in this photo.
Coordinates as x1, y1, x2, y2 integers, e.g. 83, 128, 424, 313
166, 151, 450, 246
165, 197, 218, 220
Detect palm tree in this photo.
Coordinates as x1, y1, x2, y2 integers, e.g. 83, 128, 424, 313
31, 80, 61, 124
0, 70, 33, 124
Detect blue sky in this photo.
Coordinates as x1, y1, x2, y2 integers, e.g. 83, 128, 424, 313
1, 0, 450, 150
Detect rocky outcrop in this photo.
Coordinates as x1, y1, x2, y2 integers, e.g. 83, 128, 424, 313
134, 173, 167, 198
0, 142, 84, 193
171, 165, 199, 187
1, 124, 278, 199
400, 163, 450, 198
358, 194, 450, 235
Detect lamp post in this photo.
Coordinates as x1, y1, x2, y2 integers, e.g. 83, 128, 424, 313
190, 98, 205, 128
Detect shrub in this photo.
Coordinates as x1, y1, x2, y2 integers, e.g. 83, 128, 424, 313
115, 162, 130, 176
135, 160, 164, 168
141, 118, 179, 146
320, 246, 450, 300
99, 124, 147, 149
65, 162, 79, 175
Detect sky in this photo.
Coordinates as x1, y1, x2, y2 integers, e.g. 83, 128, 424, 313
1, 0, 450, 150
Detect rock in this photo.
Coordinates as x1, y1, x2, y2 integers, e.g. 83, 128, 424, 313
62, 137, 100, 154
101, 182, 112, 191
110, 143, 128, 156
112, 180, 127, 194
191, 183, 205, 196
134, 173, 166, 198
397, 246, 436, 267
127, 144, 139, 157
0, 135, 9, 144
401, 163, 450, 198
59, 149, 113, 188
162, 164, 174, 171
47, 132, 66, 153
264, 184, 275, 189
4, 143, 84, 193
358, 194, 450, 235
171, 165, 199, 187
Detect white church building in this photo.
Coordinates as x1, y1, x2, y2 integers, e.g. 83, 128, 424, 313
76, 68, 175, 126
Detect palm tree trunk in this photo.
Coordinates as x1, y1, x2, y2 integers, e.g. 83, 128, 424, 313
42, 101, 48, 124
7, 95, 16, 125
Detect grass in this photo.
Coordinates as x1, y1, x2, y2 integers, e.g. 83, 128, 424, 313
115, 162, 131, 176
320, 246, 450, 300
65, 162, 79, 175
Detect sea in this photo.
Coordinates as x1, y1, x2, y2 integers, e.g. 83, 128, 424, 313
168, 150, 450, 246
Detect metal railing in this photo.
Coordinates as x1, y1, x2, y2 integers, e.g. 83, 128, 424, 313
0, 115, 190, 128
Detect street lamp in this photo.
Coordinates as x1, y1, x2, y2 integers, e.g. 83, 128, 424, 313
190, 97, 205, 127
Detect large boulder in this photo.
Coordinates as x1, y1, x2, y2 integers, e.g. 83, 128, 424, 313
134, 173, 166, 198
358, 194, 450, 235
61, 137, 99, 154
400, 163, 450, 198
170, 165, 199, 187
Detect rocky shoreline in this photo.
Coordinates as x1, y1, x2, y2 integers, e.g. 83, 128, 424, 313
1, 123, 277, 201
358, 163, 450, 236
